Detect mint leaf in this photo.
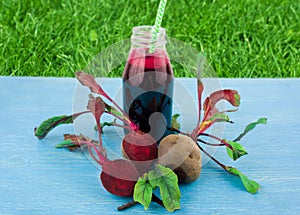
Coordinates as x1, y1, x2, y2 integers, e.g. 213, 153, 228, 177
171, 114, 181, 130
133, 174, 153, 210
34, 111, 88, 140
234, 118, 267, 141
226, 140, 248, 161
226, 166, 260, 194
148, 165, 180, 212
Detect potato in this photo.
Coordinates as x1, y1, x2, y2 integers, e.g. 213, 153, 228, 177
158, 134, 202, 183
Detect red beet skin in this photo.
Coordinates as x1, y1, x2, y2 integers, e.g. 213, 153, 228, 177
122, 131, 158, 161
100, 159, 139, 196
122, 131, 158, 175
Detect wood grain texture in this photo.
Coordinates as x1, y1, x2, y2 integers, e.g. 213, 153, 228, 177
0, 77, 299, 214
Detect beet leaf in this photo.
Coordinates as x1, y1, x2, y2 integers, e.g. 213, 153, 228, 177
226, 166, 260, 194
203, 89, 240, 121
148, 165, 180, 212
133, 174, 153, 210
234, 118, 267, 141
87, 94, 105, 124
76, 71, 109, 98
225, 140, 248, 161
171, 114, 181, 130
34, 111, 88, 139
134, 165, 180, 212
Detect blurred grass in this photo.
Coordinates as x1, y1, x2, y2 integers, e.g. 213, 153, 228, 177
0, 0, 299, 77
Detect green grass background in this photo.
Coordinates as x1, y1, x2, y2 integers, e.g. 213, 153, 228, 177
1, 0, 299, 77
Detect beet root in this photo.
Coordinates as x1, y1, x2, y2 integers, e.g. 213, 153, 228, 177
122, 131, 158, 174
100, 159, 140, 196
122, 131, 158, 161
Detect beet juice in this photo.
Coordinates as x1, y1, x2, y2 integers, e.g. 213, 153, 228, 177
122, 26, 174, 142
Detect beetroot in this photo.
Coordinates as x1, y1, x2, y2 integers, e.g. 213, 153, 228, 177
122, 131, 157, 161
101, 159, 139, 196
122, 131, 158, 174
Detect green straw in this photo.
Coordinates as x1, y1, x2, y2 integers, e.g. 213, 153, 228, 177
149, 0, 168, 53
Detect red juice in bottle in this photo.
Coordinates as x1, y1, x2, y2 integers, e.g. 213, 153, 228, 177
122, 26, 174, 142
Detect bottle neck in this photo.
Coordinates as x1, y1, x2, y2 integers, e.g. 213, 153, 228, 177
131, 26, 167, 51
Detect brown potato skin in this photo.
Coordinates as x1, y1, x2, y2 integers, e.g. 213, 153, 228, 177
158, 134, 202, 183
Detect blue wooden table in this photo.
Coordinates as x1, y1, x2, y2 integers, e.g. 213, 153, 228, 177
1, 77, 300, 214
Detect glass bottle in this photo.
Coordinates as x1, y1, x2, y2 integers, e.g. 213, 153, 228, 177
122, 26, 174, 142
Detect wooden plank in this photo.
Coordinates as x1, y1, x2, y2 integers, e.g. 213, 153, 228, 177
0, 77, 299, 214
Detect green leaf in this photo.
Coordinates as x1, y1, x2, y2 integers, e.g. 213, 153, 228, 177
105, 103, 123, 118
234, 118, 267, 141
209, 112, 231, 123
226, 166, 260, 194
55, 139, 76, 148
34, 111, 88, 140
148, 165, 180, 212
55, 134, 83, 150
93, 119, 117, 132
34, 115, 74, 139
101, 121, 114, 131
133, 174, 153, 210
226, 140, 248, 161
171, 114, 181, 130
